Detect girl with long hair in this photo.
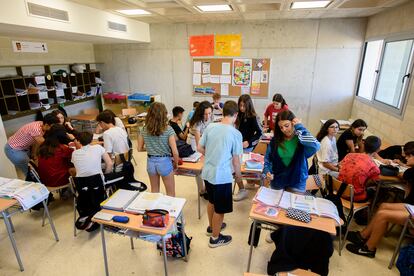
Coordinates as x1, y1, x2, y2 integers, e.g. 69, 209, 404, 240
38, 124, 75, 187
137, 102, 179, 196
316, 119, 340, 177
264, 93, 289, 132
187, 101, 213, 152
263, 110, 320, 192
337, 119, 367, 162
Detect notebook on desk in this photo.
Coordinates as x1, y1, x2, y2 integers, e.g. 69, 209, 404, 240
182, 152, 202, 163
101, 189, 139, 211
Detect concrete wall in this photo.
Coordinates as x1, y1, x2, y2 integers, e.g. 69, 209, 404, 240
94, 18, 367, 134
351, 1, 414, 144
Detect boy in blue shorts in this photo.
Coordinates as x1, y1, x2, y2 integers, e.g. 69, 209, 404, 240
198, 100, 243, 248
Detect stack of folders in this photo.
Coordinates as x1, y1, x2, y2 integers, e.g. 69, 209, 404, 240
100, 189, 139, 212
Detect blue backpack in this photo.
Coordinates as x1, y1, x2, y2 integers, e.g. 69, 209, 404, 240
397, 244, 414, 276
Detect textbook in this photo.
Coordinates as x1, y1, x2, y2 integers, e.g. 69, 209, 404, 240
0, 179, 49, 210
253, 188, 341, 224
125, 192, 186, 218
101, 189, 139, 211
182, 152, 202, 163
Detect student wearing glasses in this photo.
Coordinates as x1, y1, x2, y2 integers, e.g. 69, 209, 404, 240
316, 119, 340, 177
336, 119, 367, 162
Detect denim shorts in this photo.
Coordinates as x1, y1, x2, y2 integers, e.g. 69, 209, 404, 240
147, 156, 173, 177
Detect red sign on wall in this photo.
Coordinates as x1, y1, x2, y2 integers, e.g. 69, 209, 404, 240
189, 35, 214, 56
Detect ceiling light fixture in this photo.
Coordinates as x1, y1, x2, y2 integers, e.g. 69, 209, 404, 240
196, 5, 232, 12
116, 9, 151, 15
291, 1, 331, 9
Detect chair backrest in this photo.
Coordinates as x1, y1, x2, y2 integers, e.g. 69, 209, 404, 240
83, 108, 100, 115
122, 108, 137, 117
114, 151, 131, 167
27, 160, 42, 183
331, 176, 354, 203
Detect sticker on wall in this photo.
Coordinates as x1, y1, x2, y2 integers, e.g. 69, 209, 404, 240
12, 40, 48, 53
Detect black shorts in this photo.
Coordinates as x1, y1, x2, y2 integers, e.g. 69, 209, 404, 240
204, 180, 233, 214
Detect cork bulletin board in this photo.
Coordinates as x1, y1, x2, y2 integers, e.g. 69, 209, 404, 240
192, 58, 270, 98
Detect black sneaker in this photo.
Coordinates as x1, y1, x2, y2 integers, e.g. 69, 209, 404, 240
209, 234, 232, 248
346, 243, 376, 258
206, 222, 227, 236
346, 231, 366, 246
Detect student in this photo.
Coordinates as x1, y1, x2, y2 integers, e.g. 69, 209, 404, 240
4, 113, 59, 175
169, 106, 189, 141
233, 94, 262, 201
336, 119, 367, 162
197, 100, 243, 248
316, 119, 340, 177
346, 153, 414, 258
186, 101, 199, 123
264, 93, 289, 132
51, 109, 77, 140
96, 111, 129, 155
378, 141, 414, 165
211, 93, 224, 121
338, 136, 381, 202
96, 109, 126, 133
187, 101, 213, 152
138, 102, 179, 197
263, 110, 320, 192
38, 124, 75, 187
71, 131, 113, 177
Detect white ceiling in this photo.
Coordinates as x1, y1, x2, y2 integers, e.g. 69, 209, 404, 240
70, 0, 410, 23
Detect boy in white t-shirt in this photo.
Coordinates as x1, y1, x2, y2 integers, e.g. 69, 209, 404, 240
72, 132, 113, 177
96, 111, 130, 154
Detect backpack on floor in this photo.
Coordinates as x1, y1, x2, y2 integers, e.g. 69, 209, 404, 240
397, 244, 414, 276
157, 223, 192, 258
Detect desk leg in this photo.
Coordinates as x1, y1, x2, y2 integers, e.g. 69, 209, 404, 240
162, 236, 169, 276
130, 237, 134, 250
180, 213, 188, 262
196, 175, 201, 220
2, 210, 24, 271
100, 224, 109, 276
42, 200, 59, 241
4, 210, 15, 233
246, 220, 257, 272
370, 181, 382, 219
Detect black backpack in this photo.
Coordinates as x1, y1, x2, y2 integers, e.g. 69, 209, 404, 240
322, 176, 348, 235
115, 149, 147, 192
176, 140, 195, 158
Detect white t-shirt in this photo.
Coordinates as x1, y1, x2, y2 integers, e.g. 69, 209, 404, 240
103, 126, 130, 154
71, 144, 106, 177
187, 120, 211, 151
114, 117, 126, 131
316, 136, 339, 175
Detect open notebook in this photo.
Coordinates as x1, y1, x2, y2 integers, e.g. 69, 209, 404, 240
254, 187, 341, 225
182, 152, 202, 163
0, 178, 49, 210
101, 189, 139, 211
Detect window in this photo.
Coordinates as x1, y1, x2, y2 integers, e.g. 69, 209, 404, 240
356, 36, 414, 115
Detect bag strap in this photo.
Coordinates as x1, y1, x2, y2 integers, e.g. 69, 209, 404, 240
336, 182, 348, 198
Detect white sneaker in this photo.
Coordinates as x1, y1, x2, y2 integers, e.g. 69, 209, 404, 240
265, 231, 273, 243
233, 189, 248, 201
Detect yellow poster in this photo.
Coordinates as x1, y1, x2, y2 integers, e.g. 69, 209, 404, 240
215, 34, 241, 56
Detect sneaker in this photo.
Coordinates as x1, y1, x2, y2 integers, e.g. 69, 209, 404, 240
265, 231, 273, 243
233, 189, 248, 201
346, 243, 376, 258
209, 234, 232, 248
206, 222, 227, 236
346, 231, 366, 246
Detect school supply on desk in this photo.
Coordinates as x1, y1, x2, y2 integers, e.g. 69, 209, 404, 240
254, 187, 283, 206
113, 216, 130, 223
405, 204, 414, 216
286, 207, 311, 223
94, 211, 114, 221
253, 204, 279, 218
100, 189, 139, 211
373, 158, 408, 174
142, 209, 169, 228
182, 151, 202, 163
0, 179, 49, 210
243, 152, 264, 172
125, 192, 186, 218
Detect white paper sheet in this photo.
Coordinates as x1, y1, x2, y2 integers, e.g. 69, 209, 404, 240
220, 75, 231, 84
193, 73, 201, 85
35, 76, 45, 84
39, 91, 49, 99
241, 86, 250, 94
222, 62, 231, 75
202, 62, 210, 74
193, 61, 201, 73
256, 187, 283, 207
210, 75, 220, 84
220, 84, 229, 96
252, 71, 261, 83
202, 74, 211, 83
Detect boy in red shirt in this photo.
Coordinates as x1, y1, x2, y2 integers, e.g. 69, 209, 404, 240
338, 136, 381, 202
264, 93, 288, 132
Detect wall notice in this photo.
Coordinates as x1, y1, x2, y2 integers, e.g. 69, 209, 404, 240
12, 41, 48, 53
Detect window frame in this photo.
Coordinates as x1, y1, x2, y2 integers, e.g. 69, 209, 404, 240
355, 33, 414, 118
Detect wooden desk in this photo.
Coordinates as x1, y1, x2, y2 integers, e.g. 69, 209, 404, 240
244, 269, 318, 276
371, 174, 408, 215
0, 197, 59, 272
246, 199, 336, 273
92, 209, 187, 276
69, 114, 97, 121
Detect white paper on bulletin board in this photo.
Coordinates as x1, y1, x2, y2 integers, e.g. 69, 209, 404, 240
12, 40, 48, 53
221, 84, 229, 96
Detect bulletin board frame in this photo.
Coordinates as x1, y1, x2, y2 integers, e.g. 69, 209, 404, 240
192, 57, 270, 98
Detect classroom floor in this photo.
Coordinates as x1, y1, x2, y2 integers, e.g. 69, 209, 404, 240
0, 148, 403, 276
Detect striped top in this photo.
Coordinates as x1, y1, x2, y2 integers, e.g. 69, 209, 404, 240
142, 126, 175, 156
8, 121, 44, 150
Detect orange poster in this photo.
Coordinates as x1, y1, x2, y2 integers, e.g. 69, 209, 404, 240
189, 35, 215, 56
215, 34, 241, 56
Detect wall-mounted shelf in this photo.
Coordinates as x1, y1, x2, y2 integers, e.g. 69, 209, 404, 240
0, 63, 102, 121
